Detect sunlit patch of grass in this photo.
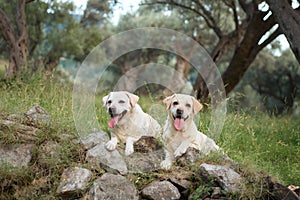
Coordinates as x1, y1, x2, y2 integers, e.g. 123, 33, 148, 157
219, 111, 300, 185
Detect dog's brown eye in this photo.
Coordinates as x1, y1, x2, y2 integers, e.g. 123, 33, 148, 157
119, 100, 125, 104
186, 103, 191, 108
107, 100, 112, 104
173, 101, 179, 106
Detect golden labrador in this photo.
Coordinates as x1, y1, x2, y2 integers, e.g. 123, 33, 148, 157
103, 91, 161, 155
160, 94, 219, 169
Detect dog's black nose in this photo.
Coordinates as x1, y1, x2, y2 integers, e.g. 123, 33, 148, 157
109, 107, 116, 115
176, 109, 183, 115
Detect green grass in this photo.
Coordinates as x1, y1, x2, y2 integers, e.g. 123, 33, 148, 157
0, 59, 8, 78
0, 74, 299, 199
219, 112, 300, 185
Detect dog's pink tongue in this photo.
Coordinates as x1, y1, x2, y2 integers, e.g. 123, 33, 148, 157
174, 118, 184, 131
108, 115, 121, 128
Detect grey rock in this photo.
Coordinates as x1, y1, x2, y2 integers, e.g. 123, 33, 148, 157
142, 180, 181, 200
78, 131, 109, 150
123, 136, 164, 173
57, 167, 92, 196
124, 149, 164, 173
0, 143, 34, 167
0, 119, 39, 142
134, 136, 163, 153
264, 176, 300, 200
177, 147, 205, 164
88, 173, 138, 200
169, 176, 191, 190
25, 105, 51, 127
200, 163, 242, 192
6, 113, 27, 124
86, 143, 128, 174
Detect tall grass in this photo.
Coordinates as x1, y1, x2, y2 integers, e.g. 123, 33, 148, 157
0, 74, 299, 198
0, 74, 75, 133
219, 112, 300, 185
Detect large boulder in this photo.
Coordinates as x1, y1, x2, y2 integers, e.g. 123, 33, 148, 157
141, 180, 181, 200
88, 173, 138, 200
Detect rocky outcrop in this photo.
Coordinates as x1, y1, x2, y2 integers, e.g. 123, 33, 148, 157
6, 105, 51, 128
0, 106, 50, 168
2, 107, 298, 200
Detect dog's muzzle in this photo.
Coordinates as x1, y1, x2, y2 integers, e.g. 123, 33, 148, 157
107, 108, 128, 128
173, 109, 188, 120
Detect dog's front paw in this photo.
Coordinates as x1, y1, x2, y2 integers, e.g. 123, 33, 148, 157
174, 147, 186, 158
105, 140, 117, 151
125, 144, 134, 156
160, 160, 172, 170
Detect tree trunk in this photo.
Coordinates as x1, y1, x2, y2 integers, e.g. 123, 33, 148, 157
221, 11, 277, 94
194, 1, 281, 99
266, 0, 300, 64
0, 0, 28, 78
194, 30, 244, 100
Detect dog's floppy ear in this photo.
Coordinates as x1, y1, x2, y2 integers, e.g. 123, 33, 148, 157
125, 92, 139, 107
102, 94, 110, 107
163, 94, 175, 109
192, 97, 203, 114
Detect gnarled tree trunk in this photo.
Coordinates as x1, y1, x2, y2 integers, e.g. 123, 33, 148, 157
266, 0, 300, 64
0, 0, 29, 78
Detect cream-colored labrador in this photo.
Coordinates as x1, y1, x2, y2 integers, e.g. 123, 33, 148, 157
102, 91, 161, 155
160, 94, 219, 170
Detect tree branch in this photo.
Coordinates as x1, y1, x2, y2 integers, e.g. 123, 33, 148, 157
256, 27, 282, 52
238, 0, 254, 17
0, 8, 17, 45
143, 0, 223, 38
191, 0, 223, 37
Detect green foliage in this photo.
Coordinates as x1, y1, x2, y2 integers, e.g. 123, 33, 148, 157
231, 48, 300, 115
190, 184, 212, 200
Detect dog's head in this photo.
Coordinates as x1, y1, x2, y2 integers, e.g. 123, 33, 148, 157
163, 94, 203, 131
102, 91, 139, 128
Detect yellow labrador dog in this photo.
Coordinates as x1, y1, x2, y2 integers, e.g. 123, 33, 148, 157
103, 91, 161, 155
160, 94, 219, 170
